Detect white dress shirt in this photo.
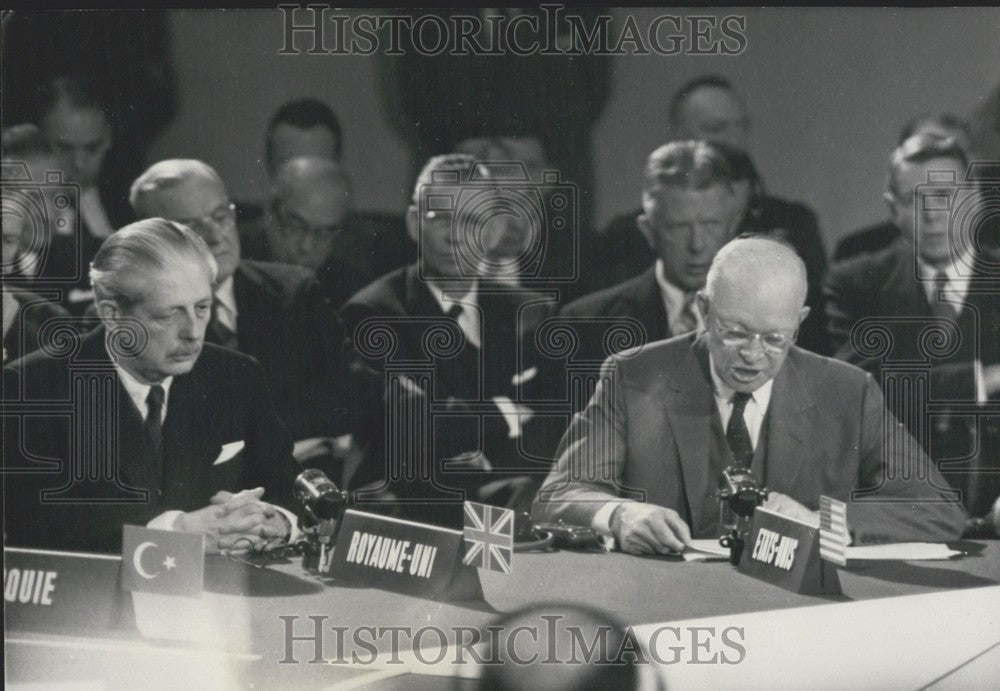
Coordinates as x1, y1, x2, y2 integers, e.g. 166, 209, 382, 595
214, 276, 239, 333
654, 259, 705, 334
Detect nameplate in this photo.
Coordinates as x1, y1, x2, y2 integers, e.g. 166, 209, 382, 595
738, 508, 841, 595
3, 547, 135, 635
327, 510, 482, 601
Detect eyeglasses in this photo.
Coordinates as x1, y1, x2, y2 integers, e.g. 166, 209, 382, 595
274, 203, 342, 242
177, 202, 235, 234
711, 322, 796, 355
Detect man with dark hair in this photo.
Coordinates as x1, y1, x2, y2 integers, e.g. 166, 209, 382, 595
130, 159, 346, 450
559, 141, 742, 370
825, 134, 1000, 524
834, 113, 974, 261
342, 154, 559, 526
535, 236, 967, 553
264, 97, 344, 175
32, 76, 134, 312
595, 75, 828, 353
3, 219, 298, 553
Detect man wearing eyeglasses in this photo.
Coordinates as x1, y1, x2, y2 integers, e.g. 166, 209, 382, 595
534, 235, 967, 554
129, 159, 346, 448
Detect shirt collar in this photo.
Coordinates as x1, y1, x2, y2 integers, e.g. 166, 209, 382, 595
708, 352, 774, 410
917, 253, 972, 300
106, 340, 174, 418
425, 279, 478, 314
214, 275, 238, 318
654, 259, 704, 327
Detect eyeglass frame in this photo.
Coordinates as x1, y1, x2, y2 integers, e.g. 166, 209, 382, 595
176, 201, 236, 235
700, 294, 799, 355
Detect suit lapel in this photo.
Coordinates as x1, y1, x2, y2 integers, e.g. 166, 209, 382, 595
762, 352, 813, 493
661, 334, 715, 528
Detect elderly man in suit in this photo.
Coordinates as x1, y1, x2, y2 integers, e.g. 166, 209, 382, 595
826, 134, 1000, 525
342, 153, 559, 526
534, 236, 967, 554
3, 219, 298, 553
129, 159, 345, 453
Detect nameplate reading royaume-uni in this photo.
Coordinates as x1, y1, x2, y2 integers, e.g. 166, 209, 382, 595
327, 509, 482, 600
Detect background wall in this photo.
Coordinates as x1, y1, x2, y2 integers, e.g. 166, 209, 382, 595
149, 7, 1000, 250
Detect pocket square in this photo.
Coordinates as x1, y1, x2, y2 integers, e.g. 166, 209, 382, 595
511, 366, 538, 386
213, 440, 245, 466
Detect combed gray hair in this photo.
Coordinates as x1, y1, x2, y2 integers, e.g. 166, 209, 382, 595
90, 217, 218, 308
129, 159, 226, 218
704, 234, 807, 304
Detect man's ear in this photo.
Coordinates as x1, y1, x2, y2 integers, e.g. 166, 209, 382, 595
405, 204, 419, 244
635, 211, 655, 251
96, 299, 121, 323
695, 292, 709, 321
798, 305, 811, 328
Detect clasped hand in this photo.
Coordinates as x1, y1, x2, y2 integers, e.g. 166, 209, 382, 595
173, 487, 290, 555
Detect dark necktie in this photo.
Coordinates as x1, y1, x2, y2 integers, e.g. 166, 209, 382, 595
210, 301, 239, 350
726, 391, 754, 469
144, 385, 165, 497
932, 271, 956, 320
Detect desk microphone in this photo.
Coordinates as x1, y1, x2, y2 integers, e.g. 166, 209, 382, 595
717, 465, 768, 565
294, 469, 348, 572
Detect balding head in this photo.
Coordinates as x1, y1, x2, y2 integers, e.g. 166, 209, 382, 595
129, 159, 240, 282
267, 156, 350, 270
697, 236, 810, 393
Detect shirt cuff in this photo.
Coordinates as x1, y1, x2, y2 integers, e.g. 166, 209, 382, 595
147, 510, 184, 531
274, 504, 301, 543
592, 501, 626, 534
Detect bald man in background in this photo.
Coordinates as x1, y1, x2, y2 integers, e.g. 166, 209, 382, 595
240, 156, 413, 308
534, 235, 966, 553
129, 159, 346, 455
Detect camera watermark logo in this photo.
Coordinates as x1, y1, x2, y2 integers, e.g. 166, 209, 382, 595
1, 162, 80, 283
416, 160, 578, 286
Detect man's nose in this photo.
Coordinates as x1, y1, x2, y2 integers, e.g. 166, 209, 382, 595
739, 336, 767, 361
177, 310, 205, 340
688, 227, 708, 252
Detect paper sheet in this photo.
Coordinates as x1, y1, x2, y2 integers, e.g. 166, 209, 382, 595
845, 543, 962, 561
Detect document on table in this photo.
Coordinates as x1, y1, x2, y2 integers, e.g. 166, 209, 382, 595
845, 543, 963, 561
681, 539, 731, 561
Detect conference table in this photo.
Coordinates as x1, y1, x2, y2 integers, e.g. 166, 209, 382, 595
6, 541, 1000, 690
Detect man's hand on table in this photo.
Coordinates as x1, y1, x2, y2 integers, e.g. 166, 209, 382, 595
610, 503, 692, 555
173, 487, 291, 555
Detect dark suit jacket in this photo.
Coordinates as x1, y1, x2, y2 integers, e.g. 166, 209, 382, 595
2, 327, 298, 553
341, 265, 561, 512
592, 196, 830, 354
210, 260, 346, 440
3, 289, 71, 364
833, 220, 901, 262
825, 238, 1000, 516
558, 267, 666, 366
533, 332, 967, 544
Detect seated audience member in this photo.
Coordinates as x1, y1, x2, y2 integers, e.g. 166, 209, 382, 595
2, 185, 71, 364
534, 236, 967, 552
595, 75, 827, 322
129, 159, 346, 450
2, 219, 298, 553
33, 76, 134, 313
1, 124, 69, 281
342, 154, 560, 526
825, 134, 1000, 523
240, 156, 411, 309
455, 134, 585, 300
834, 113, 975, 261
238, 99, 414, 290
559, 141, 741, 371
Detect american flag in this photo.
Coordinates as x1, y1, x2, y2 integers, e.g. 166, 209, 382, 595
819, 495, 849, 566
463, 501, 514, 574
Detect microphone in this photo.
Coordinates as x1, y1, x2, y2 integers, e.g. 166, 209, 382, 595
717, 465, 768, 565
293, 469, 348, 573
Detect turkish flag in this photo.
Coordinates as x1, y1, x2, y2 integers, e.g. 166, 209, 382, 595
121, 525, 205, 596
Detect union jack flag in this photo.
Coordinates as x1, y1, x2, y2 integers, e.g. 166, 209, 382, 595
463, 501, 514, 574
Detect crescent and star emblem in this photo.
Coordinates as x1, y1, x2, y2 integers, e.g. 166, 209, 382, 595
132, 541, 178, 580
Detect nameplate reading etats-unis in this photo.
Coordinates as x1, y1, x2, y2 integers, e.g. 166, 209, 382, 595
738, 507, 842, 595
328, 509, 483, 601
